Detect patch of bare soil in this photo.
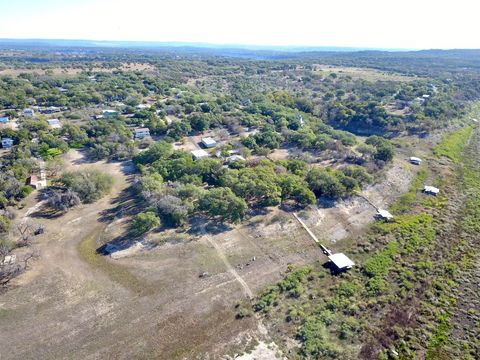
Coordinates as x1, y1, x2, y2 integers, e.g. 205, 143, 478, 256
302, 157, 416, 244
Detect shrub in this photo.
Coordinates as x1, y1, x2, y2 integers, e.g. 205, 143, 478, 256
58, 170, 113, 203
131, 211, 161, 234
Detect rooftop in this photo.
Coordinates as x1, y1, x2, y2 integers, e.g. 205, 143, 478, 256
377, 209, 394, 220
191, 149, 209, 159
424, 185, 440, 194
201, 137, 217, 145
328, 253, 355, 270
228, 155, 246, 163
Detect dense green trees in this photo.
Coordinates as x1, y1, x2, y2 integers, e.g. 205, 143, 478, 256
222, 166, 282, 206
306, 168, 359, 198
365, 136, 395, 162
278, 174, 316, 206
198, 187, 247, 223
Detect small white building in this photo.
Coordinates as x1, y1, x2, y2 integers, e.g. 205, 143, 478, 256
423, 185, 440, 196
409, 157, 422, 165
376, 209, 394, 221
328, 253, 355, 271
134, 127, 150, 139
201, 137, 217, 148
227, 155, 246, 163
47, 119, 61, 129
1, 138, 14, 148
136, 104, 150, 110
102, 110, 118, 118
191, 149, 209, 160
23, 108, 35, 118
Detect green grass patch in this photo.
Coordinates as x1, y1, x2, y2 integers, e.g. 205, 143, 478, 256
254, 265, 311, 312
389, 169, 428, 214
434, 126, 473, 163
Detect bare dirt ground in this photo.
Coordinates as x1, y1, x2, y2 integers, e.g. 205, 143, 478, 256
0, 133, 432, 359
312, 64, 418, 82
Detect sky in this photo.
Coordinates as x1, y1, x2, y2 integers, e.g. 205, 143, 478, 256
1, 0, 480, 49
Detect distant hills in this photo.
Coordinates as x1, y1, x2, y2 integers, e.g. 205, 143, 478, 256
0, 39, 412, 52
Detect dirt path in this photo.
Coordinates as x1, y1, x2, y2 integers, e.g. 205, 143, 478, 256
205, 235, 254, 299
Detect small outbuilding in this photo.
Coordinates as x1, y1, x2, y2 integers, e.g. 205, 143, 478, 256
47, 119, 61, 129
328, 253, 355, 271
23, 108, 35, 118
227, 155, 246, 163
376, 209, 394, 221
191, 149, 209, 160
1, 138, 14, 148
26, 175, 46, 189
134, 127, 150, 139
423, 185, 440, 196
102, 110, 118, 118
409, 157, 422, 165
201, 137, 217, 148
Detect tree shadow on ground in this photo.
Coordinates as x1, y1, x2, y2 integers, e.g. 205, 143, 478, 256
187, 217, 233, 236
318, 197, 337, 209
322, 261, 351, 276
97, 186, 138, 223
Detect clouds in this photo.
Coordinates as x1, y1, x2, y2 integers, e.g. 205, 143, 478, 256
0, 0, 479, 49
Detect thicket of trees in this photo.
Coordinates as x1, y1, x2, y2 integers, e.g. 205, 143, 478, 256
45, 170, 113, 213
132, 140, 377, 227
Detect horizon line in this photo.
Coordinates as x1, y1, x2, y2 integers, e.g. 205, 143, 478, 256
0, 38, 440, 52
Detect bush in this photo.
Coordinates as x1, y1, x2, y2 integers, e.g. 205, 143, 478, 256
131, 211, 161, 234
58, 170, 113, 203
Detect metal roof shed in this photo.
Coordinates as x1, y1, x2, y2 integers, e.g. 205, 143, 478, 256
409, 157, 422, 165
376, 209, 394, 220
423, 185, 440, 195
328, 253, 355, 270
191, 149, 209, 160
201, 137, 217, 148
